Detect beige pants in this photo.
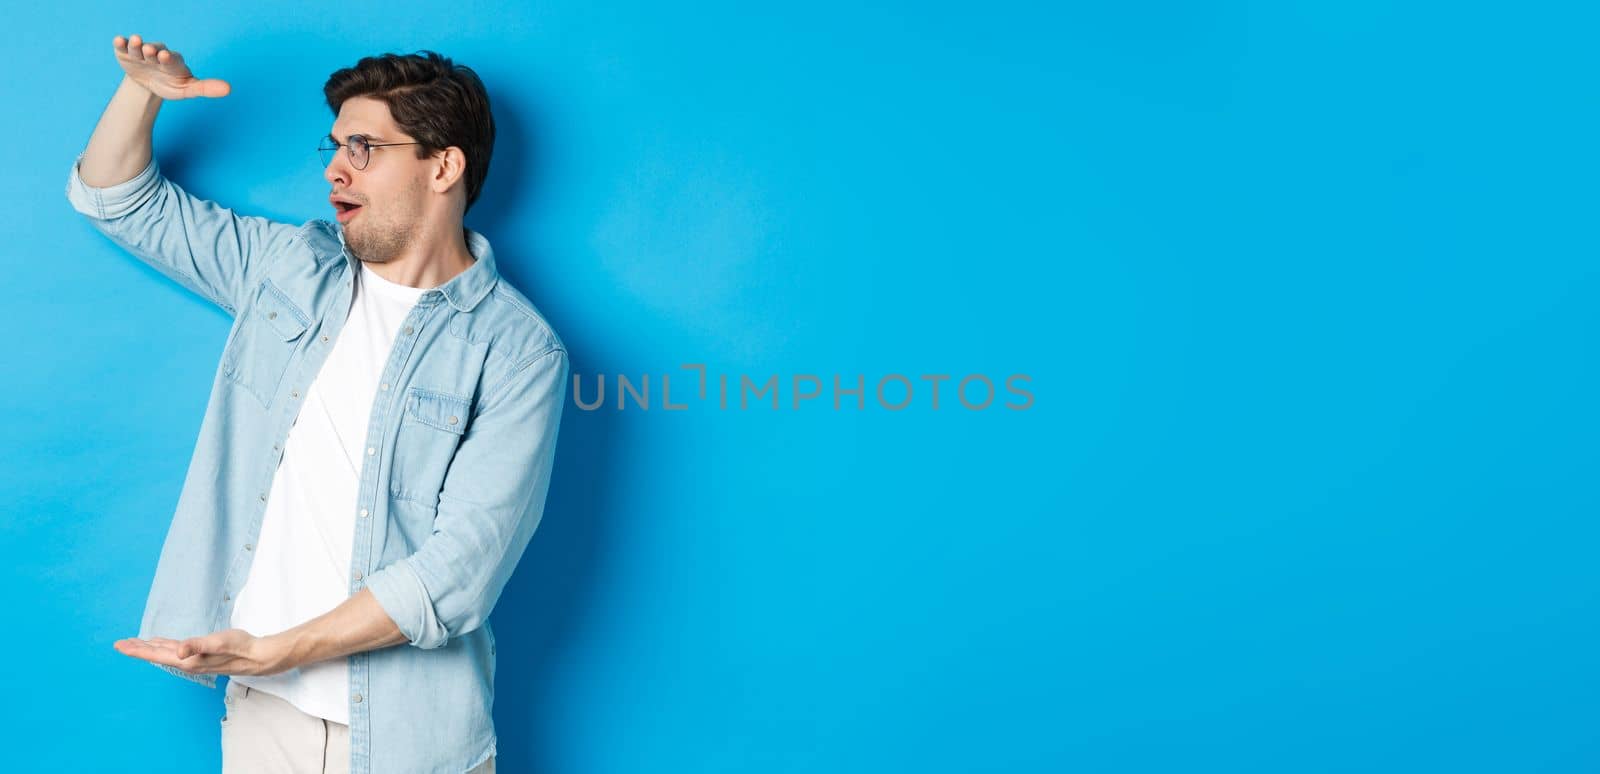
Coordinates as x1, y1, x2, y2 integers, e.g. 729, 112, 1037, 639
221, 679, 495, 773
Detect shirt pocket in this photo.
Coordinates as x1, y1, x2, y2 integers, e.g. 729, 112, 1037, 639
389, 387, 472, 507
222, 280, 309, 408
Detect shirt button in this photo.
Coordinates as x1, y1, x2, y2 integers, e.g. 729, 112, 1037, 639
244, 543, 253, 551
223, 593, 231, 601
447, 415, 458, 424
380, 383, 389, 391
258, 493, 267, 502
267, 312, 277, 320
403, 326, 414, 335
321, 335, 329, 343
353, 571, 363, 580
366, 447, 375, 456
352, 693, 363, 703
359, 508, 369, 518
273, 443, 280, 451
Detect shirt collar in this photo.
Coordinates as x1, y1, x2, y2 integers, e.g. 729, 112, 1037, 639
336, 223, 499, 313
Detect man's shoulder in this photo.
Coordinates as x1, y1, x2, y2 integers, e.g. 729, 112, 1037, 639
464, 277, 566, 371
248, 217, 346, 271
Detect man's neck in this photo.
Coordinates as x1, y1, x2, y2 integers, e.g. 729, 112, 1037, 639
365, 227, 475, 289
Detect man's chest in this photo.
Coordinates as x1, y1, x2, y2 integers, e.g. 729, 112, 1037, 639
224, 261, 493, 509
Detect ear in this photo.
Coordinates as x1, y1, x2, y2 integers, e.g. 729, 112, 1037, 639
431, 146, 468, 196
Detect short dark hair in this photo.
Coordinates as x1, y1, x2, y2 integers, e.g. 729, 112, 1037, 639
324, 50, 495, 213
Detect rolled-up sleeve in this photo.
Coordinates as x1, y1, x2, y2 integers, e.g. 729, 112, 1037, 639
366, 347, 570, 649
66, 151, 161, 219
65, 150, 302, 317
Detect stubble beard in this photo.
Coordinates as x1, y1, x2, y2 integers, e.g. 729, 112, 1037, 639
346, 206, 423, 265
347, 181, 424, 265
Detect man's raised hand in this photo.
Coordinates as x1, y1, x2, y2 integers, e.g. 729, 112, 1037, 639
112, 34, 231, 100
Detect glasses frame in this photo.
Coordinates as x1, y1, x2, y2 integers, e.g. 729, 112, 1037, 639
318, 133, 426, 171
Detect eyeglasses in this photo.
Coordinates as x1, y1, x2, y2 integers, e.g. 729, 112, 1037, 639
318, 133, 424, 171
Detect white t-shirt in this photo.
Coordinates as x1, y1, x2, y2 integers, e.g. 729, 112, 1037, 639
230, 261, 428, 724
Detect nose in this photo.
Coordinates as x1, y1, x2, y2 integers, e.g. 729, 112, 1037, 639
324, 154, 351, 188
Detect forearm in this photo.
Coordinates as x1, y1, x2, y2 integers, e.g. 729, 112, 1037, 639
78, 75, 162, 187
274, 588, 411, 668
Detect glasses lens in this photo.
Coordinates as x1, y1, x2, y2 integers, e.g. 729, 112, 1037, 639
350, 135, 370, 170
318, 143, 335, 167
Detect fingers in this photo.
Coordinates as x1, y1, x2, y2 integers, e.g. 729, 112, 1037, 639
178, 637, 207, 659
112, 34, 170, 63
179, 633, 237, 658
182, 77, 231, 99
115, 638, 206, 671
113, 35, 141, 58
117, 638, 177, 655
116, 34, 149, 59
114, 637, 256, 676
113, 638, 170, 661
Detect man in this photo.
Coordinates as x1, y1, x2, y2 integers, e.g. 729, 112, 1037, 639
67, 35, 568, 773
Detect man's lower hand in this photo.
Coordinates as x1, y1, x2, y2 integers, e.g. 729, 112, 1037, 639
113, 629, 296, 677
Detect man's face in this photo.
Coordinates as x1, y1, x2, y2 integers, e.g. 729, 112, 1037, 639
324, 96, 429, 264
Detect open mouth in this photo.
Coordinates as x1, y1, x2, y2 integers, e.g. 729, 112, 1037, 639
334, 201, 363, 222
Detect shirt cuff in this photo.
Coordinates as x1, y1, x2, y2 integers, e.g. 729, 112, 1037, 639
66, 150, 161, 220
365, 556, 451, 650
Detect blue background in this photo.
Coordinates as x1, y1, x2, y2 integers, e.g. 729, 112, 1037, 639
5, 1, 1598, 771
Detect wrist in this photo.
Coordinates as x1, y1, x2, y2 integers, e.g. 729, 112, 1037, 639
265, 628, 312, 672
118, 74, 162, 105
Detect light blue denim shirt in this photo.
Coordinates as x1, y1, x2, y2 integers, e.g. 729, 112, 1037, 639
66, 150, 568, 773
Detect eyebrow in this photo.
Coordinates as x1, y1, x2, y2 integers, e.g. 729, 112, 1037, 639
328, 131, 390, 144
